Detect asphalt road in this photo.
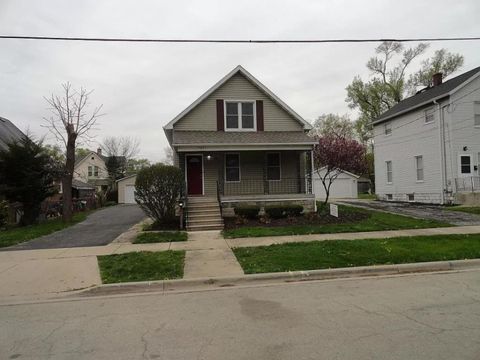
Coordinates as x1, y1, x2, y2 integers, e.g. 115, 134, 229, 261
6, 205, 146, 250
339, 199, 480, 226
2, 270, 480, 359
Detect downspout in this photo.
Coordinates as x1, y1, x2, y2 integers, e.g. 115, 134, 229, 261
434, 100, 447, 204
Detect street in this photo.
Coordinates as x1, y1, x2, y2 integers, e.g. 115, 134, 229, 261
2, 269, 480, 360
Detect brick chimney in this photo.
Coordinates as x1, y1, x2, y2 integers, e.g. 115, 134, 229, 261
97, 148, 102, 156
432, 72, 443, 87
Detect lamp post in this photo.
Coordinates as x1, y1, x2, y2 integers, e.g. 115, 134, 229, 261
178, 199, 184, 230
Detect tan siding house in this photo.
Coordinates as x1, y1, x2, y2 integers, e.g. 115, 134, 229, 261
164, 66, 315, 230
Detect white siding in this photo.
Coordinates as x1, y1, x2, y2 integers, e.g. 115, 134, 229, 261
74, 152, 108, 183
374, 105, 443, 203
117, 175, 136, 203
313, 170, 358, 199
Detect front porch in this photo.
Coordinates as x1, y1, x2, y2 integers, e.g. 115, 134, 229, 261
179, 150, 315, 215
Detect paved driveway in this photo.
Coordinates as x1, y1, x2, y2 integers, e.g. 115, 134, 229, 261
339, 200, 480, 226
6, 205, 146, 250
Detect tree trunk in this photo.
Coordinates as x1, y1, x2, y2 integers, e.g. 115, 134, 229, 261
62, 131, 77, 222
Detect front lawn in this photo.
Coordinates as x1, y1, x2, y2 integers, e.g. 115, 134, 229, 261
358, 193, 376, 200
233, 233, 480, 274
223, 205, 450, 238
0, 211, 90, 248
448, 206, 480, 215
133, 231, 187, 244
97, 251, 185, 284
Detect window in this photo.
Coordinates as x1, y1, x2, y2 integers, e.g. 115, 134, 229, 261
460, 155, 472, 174
415, 155, 424, 181
425, 108, 435, 124
266, 153, 281, 181
88, 166, 99, 177
386, 194, 393, 200
475, 102, 480, 127
386, 161, 393, 183
225, 153, 240, 182
407, 194, 415, 202
384, 122, 392, 136
225, 101, 255, 130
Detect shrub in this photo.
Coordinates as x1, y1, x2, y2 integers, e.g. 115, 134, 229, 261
135, 164, 184, 223
234, 206, 260, 219
265, 205, 303, 219
106, 189, 118, 203
0, 200, 8, 227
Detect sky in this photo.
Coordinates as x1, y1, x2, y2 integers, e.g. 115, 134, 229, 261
1, 0, 479, 161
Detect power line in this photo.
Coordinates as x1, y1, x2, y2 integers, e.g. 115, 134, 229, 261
0, 35, 480, 44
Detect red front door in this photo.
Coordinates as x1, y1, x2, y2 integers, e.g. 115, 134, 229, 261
186, 155, 203, 195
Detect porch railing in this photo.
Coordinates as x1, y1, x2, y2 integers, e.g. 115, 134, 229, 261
218, 177, 312, 196
455, 176, 480, 192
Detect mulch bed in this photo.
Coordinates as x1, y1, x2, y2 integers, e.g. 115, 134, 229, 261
223, 211, 370, 230
144, 217, 181, 231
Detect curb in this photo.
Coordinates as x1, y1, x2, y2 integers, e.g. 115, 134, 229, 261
78, 258, 480, 297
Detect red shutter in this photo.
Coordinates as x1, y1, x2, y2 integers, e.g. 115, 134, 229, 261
216, 99, 224, 131
256, 100, 264, 131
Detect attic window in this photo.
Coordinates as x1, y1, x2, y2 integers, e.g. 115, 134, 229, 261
474, 102, 480, 127
425, 108, 435, 124
384, 122, 392, 136
225, 101, 256, 131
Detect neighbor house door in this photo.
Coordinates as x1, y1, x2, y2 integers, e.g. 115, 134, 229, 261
186, 155, 203, 195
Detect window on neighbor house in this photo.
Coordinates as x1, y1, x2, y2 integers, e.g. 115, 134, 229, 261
88, 166, 93, 177
460, 155, 472, 174
386, 194, 393, 200
475, 102, 480, 127
425, 107, 435, 124
266, 153, 281, 181
88, 166, 99, 177
225, 101, 255, 130
415, 155, 424, 181
384, 122, 392, 135
94, 166, 99, 177
407, 194, 415, 202
386, 161, 393, 183
225, 153, 240, 182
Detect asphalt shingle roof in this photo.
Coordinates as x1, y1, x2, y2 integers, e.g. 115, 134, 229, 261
172, 131, 316, 146
0, 117, 25, 150
375, 66, 480, 123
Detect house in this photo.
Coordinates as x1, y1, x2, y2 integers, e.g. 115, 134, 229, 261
0, 117, 25, 150
73, 148, 110, 192
373, 66, 480, 205
164, 65, 316, 230
117, 174, 137, 204
313, 168, 359, 200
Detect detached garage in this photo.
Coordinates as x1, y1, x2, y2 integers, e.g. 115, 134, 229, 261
313, 168, 359, 200
117, 174, 137, 204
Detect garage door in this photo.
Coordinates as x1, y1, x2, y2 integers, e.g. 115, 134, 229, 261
124, 185, 136, 204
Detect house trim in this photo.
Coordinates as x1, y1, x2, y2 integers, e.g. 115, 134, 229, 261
163, 65, 312, 130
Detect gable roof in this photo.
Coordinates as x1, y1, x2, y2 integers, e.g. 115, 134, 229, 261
0, 117, 25, 150
374, 66, 480, 124
314, 166, 360, 179
74, 151, 125, 167
163, 65, 312, 130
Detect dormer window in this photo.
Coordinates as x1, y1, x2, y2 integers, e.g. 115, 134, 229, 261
225, 101, 256, 131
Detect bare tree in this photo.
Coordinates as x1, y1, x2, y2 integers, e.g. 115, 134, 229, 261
43, 83, 103, 222
163, 146, 174, 165
101, 136, 140, 183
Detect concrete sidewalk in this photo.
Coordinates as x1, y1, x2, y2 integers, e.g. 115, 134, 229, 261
2, 225, 480, 302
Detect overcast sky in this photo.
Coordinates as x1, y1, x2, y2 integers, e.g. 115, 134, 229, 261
1, 0, 479, 161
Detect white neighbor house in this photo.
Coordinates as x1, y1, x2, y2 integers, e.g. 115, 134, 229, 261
374, 67, 480, 205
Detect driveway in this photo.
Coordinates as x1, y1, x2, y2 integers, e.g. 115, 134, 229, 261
6, 205, 146, 250
339, 199, 480, 226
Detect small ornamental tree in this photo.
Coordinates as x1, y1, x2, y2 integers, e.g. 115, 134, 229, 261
134, 164, 184, 223
313, 136, 367, 206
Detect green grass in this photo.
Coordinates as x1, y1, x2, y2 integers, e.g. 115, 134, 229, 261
0, 212, 90, 248
133, 231, 188, 244
223, 205, 450, 238
233, 234, 480, 274
358, 193, 376, 200
97, 251, 185, 284
448, 206, 480, 215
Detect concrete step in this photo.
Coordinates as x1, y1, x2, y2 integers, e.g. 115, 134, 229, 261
187, 218, 224, 226
188, 208, 221, 216
187, 197, 218, 203
188, 214, 222, 221
187, 203, 220, 211
187, 224, 224, 231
